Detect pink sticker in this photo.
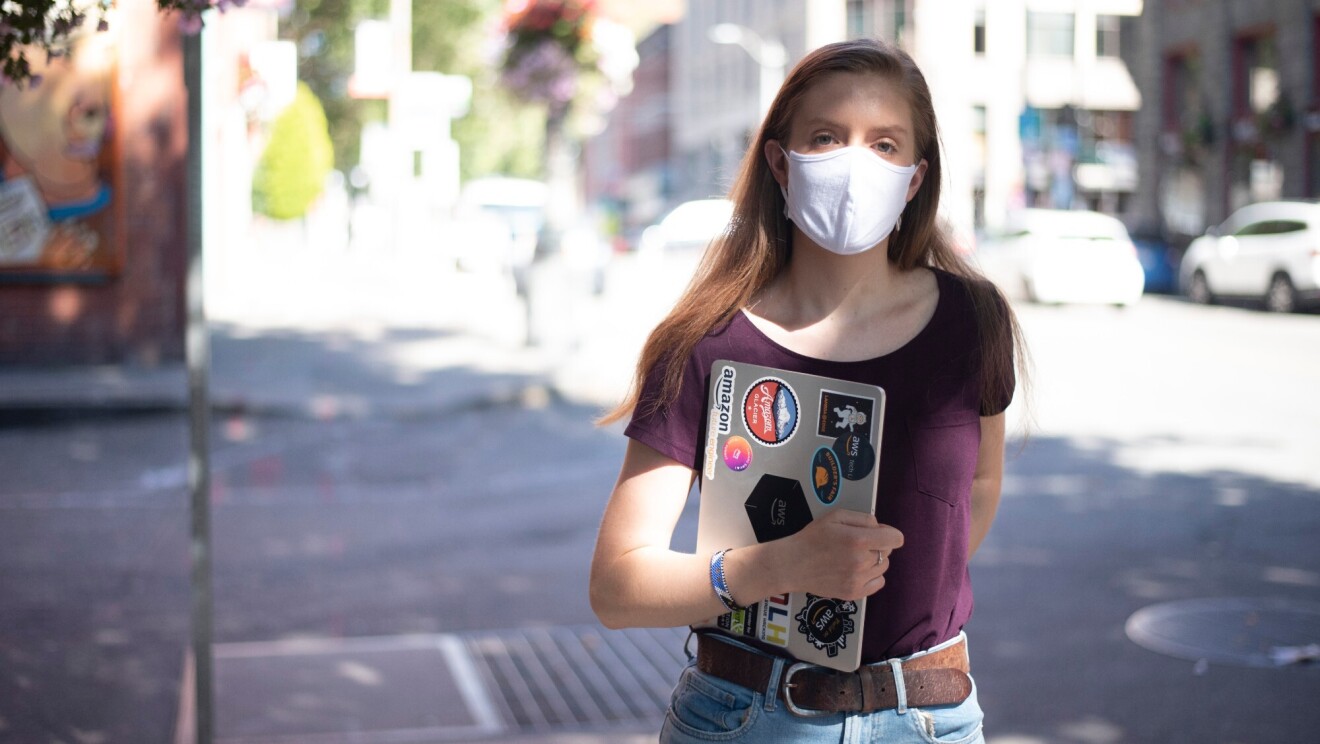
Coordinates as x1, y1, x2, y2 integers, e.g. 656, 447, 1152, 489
723, 436, 753, 472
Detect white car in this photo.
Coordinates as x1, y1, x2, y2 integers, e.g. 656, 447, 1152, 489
975, 209, 1145, 306
638, 198, 735, 256
1180, 200, 1320, 313
449, 177, 548, 274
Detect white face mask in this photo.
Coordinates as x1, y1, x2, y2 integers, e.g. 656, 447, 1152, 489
779, 145, 919, 255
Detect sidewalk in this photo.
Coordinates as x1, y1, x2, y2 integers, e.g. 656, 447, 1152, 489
0, 229, 677, 744
0, 259, 591, 422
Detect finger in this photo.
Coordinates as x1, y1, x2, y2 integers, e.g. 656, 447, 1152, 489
824, 509, 904, 546
825, 508, 879, 527
872, 523, 904, 550
861, 574, 888, 596
851, 526, 903, 553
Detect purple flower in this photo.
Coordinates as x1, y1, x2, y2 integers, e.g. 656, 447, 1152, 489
178, 13, 204, 34
502, 38, 583, 105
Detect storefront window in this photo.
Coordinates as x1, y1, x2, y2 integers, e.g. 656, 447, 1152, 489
1096, 15, 1121, 58
1027, 11, 1074, 58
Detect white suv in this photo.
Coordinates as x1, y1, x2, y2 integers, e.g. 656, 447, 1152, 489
1180, 200, 1320, 312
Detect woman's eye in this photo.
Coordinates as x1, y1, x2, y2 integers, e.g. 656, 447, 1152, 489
874, 141, 897, 154
811, 134, 835, 146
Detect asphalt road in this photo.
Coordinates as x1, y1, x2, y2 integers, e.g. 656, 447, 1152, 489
2, 247, 1318, 743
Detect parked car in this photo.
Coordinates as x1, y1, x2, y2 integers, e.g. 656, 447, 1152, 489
1180, 200, 1320, 313
556, 216, 613, 296
1128, 227, 1181, 295
449, 177, 547, 274
638, 198, 735, 257
975, 208, 1145, 306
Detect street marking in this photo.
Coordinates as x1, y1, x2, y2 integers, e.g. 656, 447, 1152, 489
436, 634, 504, 735
212, 632, 505, 743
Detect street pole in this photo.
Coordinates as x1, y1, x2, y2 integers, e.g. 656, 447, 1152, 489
388, 0, 411, 252
183, 24, 214, 744
707, 23, 785, 116
756, 42, 785, 117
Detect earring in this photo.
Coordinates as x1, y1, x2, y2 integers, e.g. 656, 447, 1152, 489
894, 213, 903, 233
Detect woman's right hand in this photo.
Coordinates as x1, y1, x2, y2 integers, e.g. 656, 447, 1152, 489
773, 509, 904, 601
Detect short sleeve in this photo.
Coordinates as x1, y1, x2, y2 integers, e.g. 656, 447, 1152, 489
623, 351, 709, 470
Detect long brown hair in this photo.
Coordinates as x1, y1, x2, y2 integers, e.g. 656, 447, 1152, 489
600, 38, 1026, 425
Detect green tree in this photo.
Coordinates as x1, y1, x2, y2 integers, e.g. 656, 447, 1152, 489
412, 0, 545, 181
252, 81, 334, 220
285, 0, 542, 184
281, 0, 387, 174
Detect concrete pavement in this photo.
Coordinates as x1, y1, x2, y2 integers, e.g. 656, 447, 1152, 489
7, 224, 1320, 743
0, 260, 605, 424
0, 230, 664, 744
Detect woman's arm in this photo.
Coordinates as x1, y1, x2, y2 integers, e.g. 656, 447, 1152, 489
590, 439, 904, 630
968, 412, 1006, 558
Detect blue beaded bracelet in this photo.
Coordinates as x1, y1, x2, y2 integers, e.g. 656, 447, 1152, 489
709, 548, 742, 612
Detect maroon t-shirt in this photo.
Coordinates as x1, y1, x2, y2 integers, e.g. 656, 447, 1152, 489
624, 268, 1014, 662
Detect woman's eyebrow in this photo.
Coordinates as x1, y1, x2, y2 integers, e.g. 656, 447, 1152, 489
801, 118, 909, 138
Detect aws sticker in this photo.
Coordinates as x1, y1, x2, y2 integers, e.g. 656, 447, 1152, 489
795, 595, 858, 658
742, 377, 799, 447
744, 474, 813, 543
810, 447, 842, 504
723, 436, 753, 472
831, 433, 876, 481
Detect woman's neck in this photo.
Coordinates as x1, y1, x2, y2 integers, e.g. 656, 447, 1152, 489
756, 229, 903, 329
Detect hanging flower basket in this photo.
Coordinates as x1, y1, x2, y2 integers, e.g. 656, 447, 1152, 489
499, 0, 600, 114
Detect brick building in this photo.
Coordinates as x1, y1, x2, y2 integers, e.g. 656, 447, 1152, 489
0, 0, 189, 366
1130, 0, 1320, 242
582, 24, 675, 237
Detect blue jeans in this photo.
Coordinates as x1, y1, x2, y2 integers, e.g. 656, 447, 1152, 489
659, 632, 984, 743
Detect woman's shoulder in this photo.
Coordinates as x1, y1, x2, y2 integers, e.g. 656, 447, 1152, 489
930, 266, 1007, 316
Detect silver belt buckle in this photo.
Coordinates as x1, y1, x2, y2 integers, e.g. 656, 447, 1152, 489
781, 661, 833, 718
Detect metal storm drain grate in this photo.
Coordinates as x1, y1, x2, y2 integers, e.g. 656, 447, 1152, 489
209, 624, 689, 743
461, 624, 689, 733
1126, 597, 1320, 669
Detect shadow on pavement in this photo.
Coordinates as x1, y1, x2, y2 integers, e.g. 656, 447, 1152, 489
974, 435, 1320, 743
2, 322, 1318, 742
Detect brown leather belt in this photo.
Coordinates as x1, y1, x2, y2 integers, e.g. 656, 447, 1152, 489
695, 633, 973, 717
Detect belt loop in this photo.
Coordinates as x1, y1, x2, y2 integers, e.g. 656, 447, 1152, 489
763, 656, 785, 713
887, 659, 908, 715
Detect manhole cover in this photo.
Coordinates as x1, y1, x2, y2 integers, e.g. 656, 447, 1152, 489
1126, 597, 1320, 668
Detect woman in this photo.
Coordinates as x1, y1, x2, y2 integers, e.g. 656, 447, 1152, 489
590, 38, 1024, 743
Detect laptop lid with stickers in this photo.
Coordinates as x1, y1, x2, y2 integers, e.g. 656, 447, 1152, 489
695, 359, 886, 673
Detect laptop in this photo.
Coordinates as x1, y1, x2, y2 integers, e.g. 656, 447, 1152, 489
695, 359, 886, 672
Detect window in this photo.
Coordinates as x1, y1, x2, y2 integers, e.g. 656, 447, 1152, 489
1027, 11, 1074, 57
1232, 32, 1279, 117
1235, 220, 1304, 237
1162, 51, 1201, 134
876, 0, 908, 44
1096, 15, 1121, 58
974, 7, 986, 54
846, 0, 871, 39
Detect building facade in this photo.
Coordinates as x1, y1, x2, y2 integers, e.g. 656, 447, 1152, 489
670, 0, 847, 203
0, 0, 191, 365
849, 0, 1145, 238
592, 0, 1145, 244
1131, 0, 1320, 244
582, 24, 675, 236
